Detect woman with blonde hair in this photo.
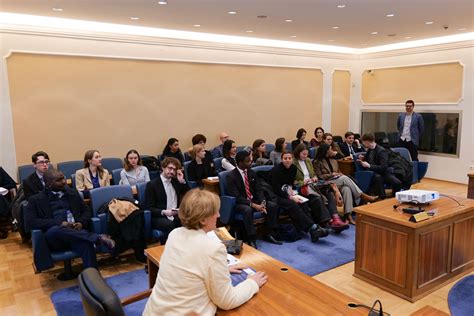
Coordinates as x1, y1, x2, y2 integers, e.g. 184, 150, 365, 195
143, 189, 267, 316
75, 149, 110, 196
187, 144, 216, 185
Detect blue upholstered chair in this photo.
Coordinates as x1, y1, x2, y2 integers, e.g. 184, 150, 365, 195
309, 147, 317, 160
111, 168, 122, 185
89, 185, 151, 252
149, 171, 159, 180
57, 160, 83, 180
236, 146, 247, 153
285, 142, 292, 152
333, 135, 343, 144
183, 161, 198, 189
101, 158, 123, 174
71, 173, 77, 189
391, 147, 429, 183
265, 144, 275, 156
18, 164, 52, 183
213, 157, 224, 173
135, 182, 164, 243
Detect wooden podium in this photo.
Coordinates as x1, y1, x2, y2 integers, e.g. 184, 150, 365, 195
354, 197, 474, 302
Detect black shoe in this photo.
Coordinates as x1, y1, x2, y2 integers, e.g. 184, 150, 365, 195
98, 234, 115, 249
248, 240, 258, 249
263, 234, 283, 245
310, 227, 330, 242
134, 249, 147, 263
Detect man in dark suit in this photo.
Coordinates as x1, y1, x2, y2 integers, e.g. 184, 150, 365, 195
23, 151, 50, 199
226, 150, 281, 248
26, 169, 114, 270
145, 157, 189, 239
397, 100, 424, 161
359, 134, 410, 199
340, 131, 365, 158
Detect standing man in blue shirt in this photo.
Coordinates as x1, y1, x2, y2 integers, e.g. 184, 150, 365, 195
397, 100, 424, 161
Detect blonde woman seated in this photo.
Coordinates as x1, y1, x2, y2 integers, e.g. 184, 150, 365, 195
119, 149, 150, 187
143, 189, 267, 316
75, 149, 110, 196
313, 144, 378, 225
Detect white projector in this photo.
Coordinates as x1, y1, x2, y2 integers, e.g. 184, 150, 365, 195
395, 190, 440, 204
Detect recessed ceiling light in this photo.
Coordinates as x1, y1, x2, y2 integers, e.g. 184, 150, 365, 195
328, 39, 335, 42
52, 8, 63, 12
458, 28, 467, 31
193, 24, 201, 27
228, 11, 237, 15
337, 4, 346, 8
285, 19, 293, 23
371, 31, 378, 35
290, 35, 297, 38
257, 15, 267, 18
332, 26, 340, 29
158, 1, 167, 4
404, 36, 412, 39
246, 30, 253, 33
386, 13, 395, 17
130, 17, 140, 20
425, 21, 434, 25
387, 33, 397, 37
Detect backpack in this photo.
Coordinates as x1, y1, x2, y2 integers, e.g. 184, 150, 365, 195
387, 151, 413, 183
142, 156, 160, 172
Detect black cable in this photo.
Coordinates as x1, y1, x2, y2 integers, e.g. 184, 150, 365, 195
440, 194, 464, 207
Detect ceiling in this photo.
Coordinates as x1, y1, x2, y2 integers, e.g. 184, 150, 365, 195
1, 0, 473, 48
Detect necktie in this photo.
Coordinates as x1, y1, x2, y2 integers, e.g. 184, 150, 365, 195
350, 145, 356, 156
243, 170, 253, 200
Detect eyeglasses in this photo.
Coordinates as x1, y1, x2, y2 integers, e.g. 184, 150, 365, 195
36, 160, 50, 165
165, 166, 177, 171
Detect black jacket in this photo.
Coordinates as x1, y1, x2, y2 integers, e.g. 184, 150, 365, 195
365, 145, 390, 174
339, 142, 365, 157
26, 187, 91, 231
187, 159, 216, 185
144, 176, 189, 217
226, 168, 264, 206
291, 139, 309, 151
271, 163, 297, 198
23, 172, 44, 199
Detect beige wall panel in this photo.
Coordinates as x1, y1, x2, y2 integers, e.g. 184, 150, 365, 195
361, 62, 463, 104
7, 53, 323, 165
331, 70, 351, 136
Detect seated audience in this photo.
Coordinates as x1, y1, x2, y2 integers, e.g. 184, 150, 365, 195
226, 150, 281, 248
269, 137, 286, 165
310, 127, 325, 147
221, 139, 237, 171
252, 139, 271, 166
143, 189, 267, 316
291, 128, 310, 150
75, 150, 110, 196
271, 152, 330, 242
313, 144, 378, 224
119, 149, 150, 187
26, 169, 115, 270
339, 131, 365, 158
145, 157, 189, 239
162, 138, 185, 165
187, 144, 217, 185
359, 133, 412, 199
211, 132, 230, 158
191, 134, 214, 165
322, 133, 344, 160
23, 151, 50, 199
293, 144, 348, 232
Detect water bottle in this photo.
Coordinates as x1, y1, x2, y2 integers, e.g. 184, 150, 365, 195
66, 210, 75, 223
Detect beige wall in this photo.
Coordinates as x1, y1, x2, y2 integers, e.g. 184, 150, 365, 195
7, 53, 323, 165
361, 62, 463, 104
331, 70, 351, 136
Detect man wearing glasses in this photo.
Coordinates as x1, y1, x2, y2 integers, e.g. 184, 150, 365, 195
23, 151, 51, 199
397, 100, 424, 161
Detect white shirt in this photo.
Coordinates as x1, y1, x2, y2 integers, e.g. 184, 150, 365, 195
119, 166, 150, 186
221, 158, 236, 171
298, 160, 310, 180
143, 228, 259, 316
160, 174, 178, 210
401, 113, 413, 141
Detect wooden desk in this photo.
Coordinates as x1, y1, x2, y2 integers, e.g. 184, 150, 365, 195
354, 197, 474, 302
338, 159, 355, 176
410, 306, 449, 316
202, 178, 220, 196
468, 172, 474, 199
145, 245, 364, 315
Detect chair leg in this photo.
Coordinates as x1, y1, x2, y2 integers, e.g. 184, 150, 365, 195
57, 260, 79, 281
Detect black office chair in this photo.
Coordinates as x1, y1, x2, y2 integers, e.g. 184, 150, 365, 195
78, 268, 151, 316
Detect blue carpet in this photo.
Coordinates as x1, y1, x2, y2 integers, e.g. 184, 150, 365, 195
51, 269, 148, 316
256, 225, 355, 276
448, 275, 474, 316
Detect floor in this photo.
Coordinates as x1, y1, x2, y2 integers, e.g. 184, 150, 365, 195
0, 178, 469, 315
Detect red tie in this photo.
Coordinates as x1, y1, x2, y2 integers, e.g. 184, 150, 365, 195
243, 170, 253, 200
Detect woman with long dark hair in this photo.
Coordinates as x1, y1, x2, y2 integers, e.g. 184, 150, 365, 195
162, 138, 184, 165
221, 139, 237, 171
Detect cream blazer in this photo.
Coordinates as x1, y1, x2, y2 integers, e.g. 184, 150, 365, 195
74, 168, 110, 191
143, 227, 259, 316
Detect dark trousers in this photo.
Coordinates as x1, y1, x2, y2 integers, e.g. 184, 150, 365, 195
371, 173, 411, 199
307, 195, 332, 224
277, 197, 314, 232
45, 226, 99, 269
151, 216, 181, 241
398, 139, 419, 161
235, 200, 279, 237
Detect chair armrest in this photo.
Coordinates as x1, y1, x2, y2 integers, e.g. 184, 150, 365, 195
417, 162, 429, 181
31, 229, 54, 272
354, 170, 374, 193
90, 217, 101, 234
411, 162, 419, 184
121, 289, 152, 306
188, 181, 198, 189
219, 196, 236, 225
143, 210, 152, 240
97, 213, 108, 234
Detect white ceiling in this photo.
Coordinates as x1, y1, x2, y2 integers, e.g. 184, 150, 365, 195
1, 0, 473, 48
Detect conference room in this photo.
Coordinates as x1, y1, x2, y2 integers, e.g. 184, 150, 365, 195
0, 1, 473, 315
